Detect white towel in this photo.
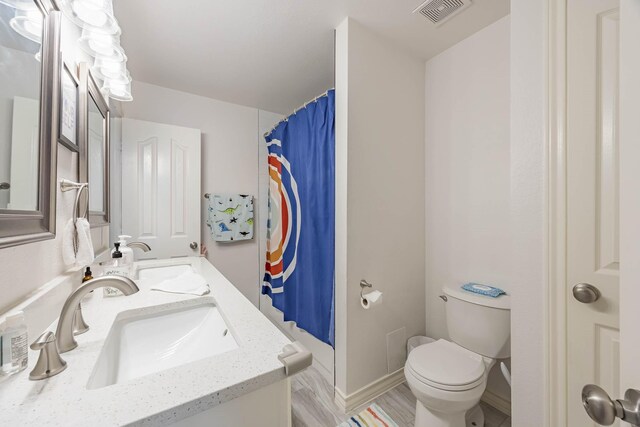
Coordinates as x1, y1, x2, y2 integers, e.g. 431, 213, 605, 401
62, 219, 76, 266
75, 218, 94, 266
63, 218, 94, 267
150, 270, 211, 296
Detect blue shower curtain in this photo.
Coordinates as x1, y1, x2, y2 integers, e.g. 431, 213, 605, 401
262, 89, 335, 347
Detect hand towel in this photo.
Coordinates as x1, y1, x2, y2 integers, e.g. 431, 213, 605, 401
206, 193, 254, 242
75, 218, 94, 266
62, 218, 94, 266
462, 283, 506, 298
150, 270, 211, 296
62, 218, 76, 266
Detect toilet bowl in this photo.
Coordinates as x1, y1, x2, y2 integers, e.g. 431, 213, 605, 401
405, 339, 494, 427
405, 286, 510, 427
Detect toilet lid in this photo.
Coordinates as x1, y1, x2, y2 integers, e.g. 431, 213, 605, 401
407, 339, 485, 391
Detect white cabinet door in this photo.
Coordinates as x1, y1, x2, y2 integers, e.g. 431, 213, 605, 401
122, 118, 201, 259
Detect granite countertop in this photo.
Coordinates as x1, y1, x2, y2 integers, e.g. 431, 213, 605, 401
0, 257, 291, 426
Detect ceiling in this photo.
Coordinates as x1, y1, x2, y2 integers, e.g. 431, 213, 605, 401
114, 0, 509, 114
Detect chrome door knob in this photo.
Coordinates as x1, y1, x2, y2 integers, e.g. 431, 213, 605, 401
190, 241, 198, 250
582, 385, 640, 426
573, 283, 601, 304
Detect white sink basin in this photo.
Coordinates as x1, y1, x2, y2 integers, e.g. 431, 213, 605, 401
87, 299, 238, 389
136, 264, 193, 281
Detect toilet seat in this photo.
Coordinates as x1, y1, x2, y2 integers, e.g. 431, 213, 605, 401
406, 339, 485, 392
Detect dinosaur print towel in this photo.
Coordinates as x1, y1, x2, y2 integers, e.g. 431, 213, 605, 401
207, 194, 254, 242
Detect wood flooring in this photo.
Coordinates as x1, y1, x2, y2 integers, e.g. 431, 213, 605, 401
290, 366, 511, 427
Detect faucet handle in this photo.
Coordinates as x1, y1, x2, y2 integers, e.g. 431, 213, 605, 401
29, 331, 67, 380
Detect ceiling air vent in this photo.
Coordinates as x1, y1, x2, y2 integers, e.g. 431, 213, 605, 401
413, 0, 472, 26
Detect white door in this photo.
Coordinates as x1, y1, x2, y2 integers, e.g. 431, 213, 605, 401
8, 97, 39, 211
567, 0, 640, 425
122, 118, 201, 259
618, 0, 640, 416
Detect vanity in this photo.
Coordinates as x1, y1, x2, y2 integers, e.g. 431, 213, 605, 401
0, 257, 300, 426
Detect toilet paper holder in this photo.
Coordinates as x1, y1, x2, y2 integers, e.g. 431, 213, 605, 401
360, 279, 373, 298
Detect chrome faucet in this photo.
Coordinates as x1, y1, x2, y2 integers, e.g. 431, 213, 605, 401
128, 241, 151, 252
56, 276, 139, 353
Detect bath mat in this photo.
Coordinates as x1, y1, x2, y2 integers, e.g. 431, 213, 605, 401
338, 403, 399, 427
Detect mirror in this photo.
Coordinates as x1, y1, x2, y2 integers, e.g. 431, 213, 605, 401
0, 0, 60, 248
79, 62, 109, 226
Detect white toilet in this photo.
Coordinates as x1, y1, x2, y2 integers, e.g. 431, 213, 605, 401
405, 286, 510, 427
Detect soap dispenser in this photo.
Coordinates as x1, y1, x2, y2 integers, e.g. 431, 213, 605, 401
112, 235, 134, 266
103, 243, 130, 297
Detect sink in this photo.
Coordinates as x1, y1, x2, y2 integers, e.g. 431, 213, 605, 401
136, 264, 193, 281
87, 300, 238, 389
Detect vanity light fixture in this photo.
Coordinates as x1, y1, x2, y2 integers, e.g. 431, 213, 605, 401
58, 0, 133, 101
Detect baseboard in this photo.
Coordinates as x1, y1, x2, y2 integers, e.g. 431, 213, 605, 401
481, 389, 511, 417
334, 368, 406, 413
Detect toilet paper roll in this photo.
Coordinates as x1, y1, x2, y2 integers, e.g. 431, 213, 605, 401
361, 290, 383, 309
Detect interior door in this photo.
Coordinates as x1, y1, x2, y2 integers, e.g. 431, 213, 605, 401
8, 97, 40, 211
566, 0, 621, 425
122, 118, 201, 259
568, 0, 640, 426
618, 0, 640, 418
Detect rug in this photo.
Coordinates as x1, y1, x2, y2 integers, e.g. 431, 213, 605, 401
337, 403, 399, 427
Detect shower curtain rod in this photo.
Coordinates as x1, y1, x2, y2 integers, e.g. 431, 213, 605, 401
263, 88, 333, 138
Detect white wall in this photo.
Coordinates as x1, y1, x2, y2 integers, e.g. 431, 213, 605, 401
424, 16, 511, 404
0, 13, 109, 313
510, 1, 547, 426
335, 17, 426, 396
122, 81, 279, 307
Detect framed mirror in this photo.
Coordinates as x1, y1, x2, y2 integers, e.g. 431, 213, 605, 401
78, 62, 109, 227
0, 0, 61, 248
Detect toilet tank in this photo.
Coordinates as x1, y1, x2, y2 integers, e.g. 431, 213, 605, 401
443, 286, 511, 359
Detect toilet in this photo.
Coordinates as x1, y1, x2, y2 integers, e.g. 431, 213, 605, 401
405, 286, 510, 427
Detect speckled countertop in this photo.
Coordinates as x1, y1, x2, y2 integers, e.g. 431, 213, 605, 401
0, 257, 291, 426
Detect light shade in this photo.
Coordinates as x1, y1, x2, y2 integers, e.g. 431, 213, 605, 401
58, 0, 120, 34
9, 7, 43, 43
103, 79, 132, 102
0, 0, 38, 10
91, 56, 127, 80
78, 28, 125, 61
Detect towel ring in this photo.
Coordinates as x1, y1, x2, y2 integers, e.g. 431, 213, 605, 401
73, 184, 89, 224
72, 184, 88, 255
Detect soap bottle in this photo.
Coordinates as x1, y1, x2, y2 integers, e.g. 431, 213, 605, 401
103, 243, 129, 297
82, 266, 93, 283
112, 235, 134, 266
1, 311, 28, 375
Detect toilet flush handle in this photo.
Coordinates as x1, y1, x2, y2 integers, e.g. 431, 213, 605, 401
439, 295, 448, 302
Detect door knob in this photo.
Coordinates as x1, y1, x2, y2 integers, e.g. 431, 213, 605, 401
189, 241, 198, 250
582, 384, 640, 426
573, 283, 601, 304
